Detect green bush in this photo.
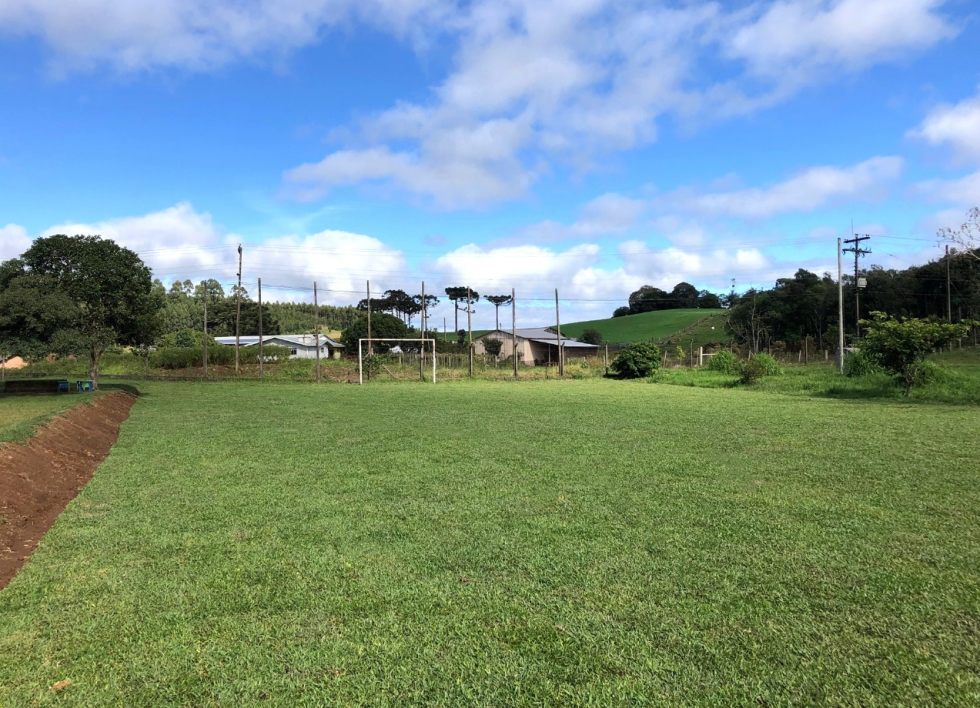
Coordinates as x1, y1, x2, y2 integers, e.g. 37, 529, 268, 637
738, 358, 766, 385
738, 352, 780, 385
751, 352, 780, 376
844, 350, 880, 377
917, 360, 952, 385
706, 349, 742, 375
151, 344, 292, 369
611, 341, 661, 379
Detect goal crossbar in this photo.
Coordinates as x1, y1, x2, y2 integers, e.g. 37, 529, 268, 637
358, 338, 437, 385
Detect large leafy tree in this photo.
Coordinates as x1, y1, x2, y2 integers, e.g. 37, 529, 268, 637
1, 235, 162, 385
860, 312, 969, 396
341, 312, 409, 354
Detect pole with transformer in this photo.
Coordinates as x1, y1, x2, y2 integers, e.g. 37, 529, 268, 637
837, 238, 844, 375
843, 233, 871, 338
203, 285, 209, 377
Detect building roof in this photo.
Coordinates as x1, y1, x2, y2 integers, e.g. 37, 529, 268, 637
214, 334, 343, 348
475, 328, 598, 348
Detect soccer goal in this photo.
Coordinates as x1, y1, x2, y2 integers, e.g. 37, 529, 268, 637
358, 338, 437, 385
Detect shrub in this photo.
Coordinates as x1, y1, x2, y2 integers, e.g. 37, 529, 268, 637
844, 350, 880, 377
860, 312, 969, 396
751, 352, 780, 376
738, 353, 779, 385
706, 349, 742, 375
739, 358, 767, 385
483, 337, 503, 357
577, 328, 603, 345
150, 344, 292, 369
611, 341, 661, 379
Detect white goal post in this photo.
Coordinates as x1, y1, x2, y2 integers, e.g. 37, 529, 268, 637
358, 338, 437, 385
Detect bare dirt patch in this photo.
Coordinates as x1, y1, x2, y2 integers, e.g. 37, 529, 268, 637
0, 392, 136, 590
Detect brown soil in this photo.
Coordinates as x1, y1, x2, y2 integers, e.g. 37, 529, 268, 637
2, 356, 25, 370
0, 392, 136, 590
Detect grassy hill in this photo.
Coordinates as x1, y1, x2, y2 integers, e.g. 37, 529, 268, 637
560, 308, 727, 344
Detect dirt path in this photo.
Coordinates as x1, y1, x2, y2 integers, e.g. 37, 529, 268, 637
0, 392, 137, 590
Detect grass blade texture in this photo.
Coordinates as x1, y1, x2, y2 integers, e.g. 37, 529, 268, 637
1, 379, 978, 706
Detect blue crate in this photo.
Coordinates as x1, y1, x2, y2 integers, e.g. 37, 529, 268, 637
76, 380, 93, 392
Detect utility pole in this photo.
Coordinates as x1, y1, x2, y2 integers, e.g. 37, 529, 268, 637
418, 281, 424, 380
366, 280, 372, 355
843, 233, 871, 339
467, 287, 474, 377
512, 288, 518, 379
203, 284, 209, 377
235, 244, 243, 373
555, 289, 564, 377
314, 281, 321, 383
258, 278, 264, 380
946, 245, 952, 322
837, 238, 844, 374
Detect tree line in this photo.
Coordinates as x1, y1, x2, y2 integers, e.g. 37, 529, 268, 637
613, 282, 724, 317
726, 251, 980, 351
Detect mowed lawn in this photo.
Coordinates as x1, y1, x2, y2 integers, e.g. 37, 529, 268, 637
1, 379, 979, 706
560, 308, 724, 343
0, 390, 106, 443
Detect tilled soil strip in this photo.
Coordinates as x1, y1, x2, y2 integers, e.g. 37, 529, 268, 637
0, 392, 137, 590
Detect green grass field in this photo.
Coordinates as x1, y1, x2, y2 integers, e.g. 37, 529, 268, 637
0, 391, 106, 444
560, 309, 725, 343
2, 379, 979, 705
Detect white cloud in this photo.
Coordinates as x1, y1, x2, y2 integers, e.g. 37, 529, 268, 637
912, 170, 980, 206
908, 88, 980, 164
0, 0, 451, 74
44, 202, 235, 277
505, 193, 646, 244
619, 240, 773, 288
283, 0, 951, 207
283, 118, 538, 209
663, 157, 904, 218
40, 202, 408, 306
0, 224, 32, 262
724, 0, 955, 81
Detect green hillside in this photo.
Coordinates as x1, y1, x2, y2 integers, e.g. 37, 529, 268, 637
560, 308, 726, 344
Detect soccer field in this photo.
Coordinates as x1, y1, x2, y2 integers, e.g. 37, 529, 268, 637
2, 379, 979, 705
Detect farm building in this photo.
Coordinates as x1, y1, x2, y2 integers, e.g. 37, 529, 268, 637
473, 328, 598, 365
213, 335, 344, 359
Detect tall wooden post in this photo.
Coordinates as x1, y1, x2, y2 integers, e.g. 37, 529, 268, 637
366, 280, 373, 355
235, 244, 242, 373
555, 289, 564, 377
418, 281, 424, 379
512, 288, 518, 379
467, 287, 474, 377
314, 281, 321, 383
258, 278, 264, 379
946, 245, 952, 322
202, 284, 208, 377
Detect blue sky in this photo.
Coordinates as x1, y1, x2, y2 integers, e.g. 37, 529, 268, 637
2, 0, 979, 328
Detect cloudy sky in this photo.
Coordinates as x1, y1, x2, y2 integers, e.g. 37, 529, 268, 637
1, 0, 978, 327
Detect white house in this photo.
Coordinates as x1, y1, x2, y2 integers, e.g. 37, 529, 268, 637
213, 335, 344, 359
